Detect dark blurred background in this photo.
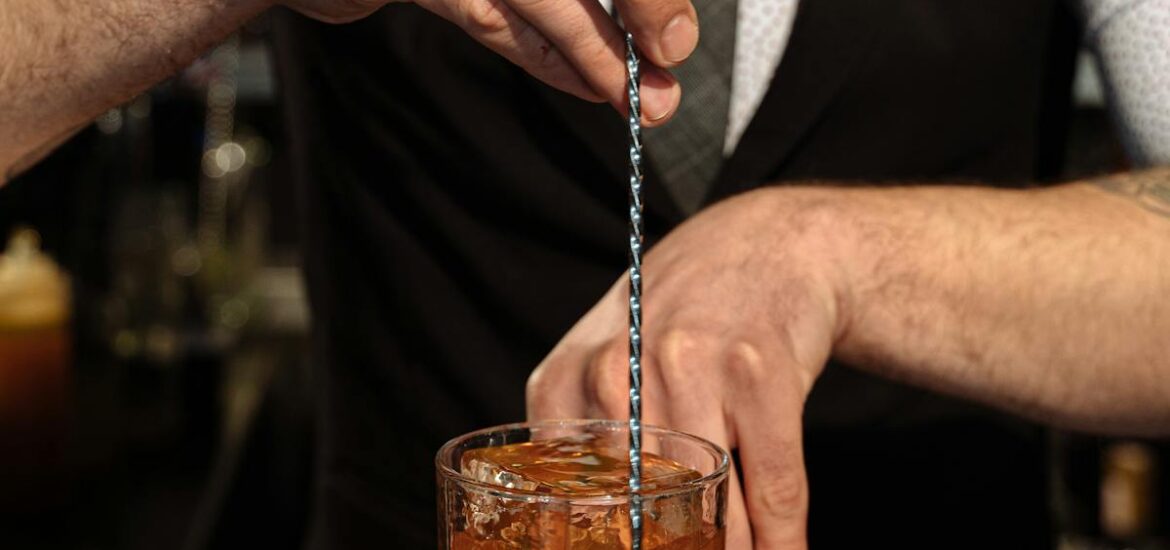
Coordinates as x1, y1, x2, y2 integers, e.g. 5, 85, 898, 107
0, 18, 1166, 550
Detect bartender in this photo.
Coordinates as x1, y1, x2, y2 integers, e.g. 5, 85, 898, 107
2, 0, 1169, 548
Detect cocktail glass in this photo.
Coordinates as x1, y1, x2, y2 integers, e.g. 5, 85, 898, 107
436, 419, 729, 549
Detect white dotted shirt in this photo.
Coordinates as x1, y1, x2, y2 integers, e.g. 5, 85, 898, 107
723, 0, 798, 155
1082, 0, 1170, 165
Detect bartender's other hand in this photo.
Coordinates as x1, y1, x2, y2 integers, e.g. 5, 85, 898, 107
527, 189, 846, 550
283, 0, 689, 126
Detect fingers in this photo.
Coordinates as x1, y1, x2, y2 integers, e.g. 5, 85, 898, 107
738, 420, 808, 549
730, 353, 809, 549
526, 343, 591, 420
613, 0, 698, 68
419, 0, 681, 124
643, 332, 749, 548
659, 389, 753, 549
499, 0, 680, 123
715, 462, 753, 549
655, 420, 753, 550
530, 326, 806, 550
415, 0, 604, 102
528, 279, 631, 420
527, 336, 629, 421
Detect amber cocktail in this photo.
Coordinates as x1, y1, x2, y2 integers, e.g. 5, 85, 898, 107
436, 420, 729, 549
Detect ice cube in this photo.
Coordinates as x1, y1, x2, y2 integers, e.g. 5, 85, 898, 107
464, 455, 543, 492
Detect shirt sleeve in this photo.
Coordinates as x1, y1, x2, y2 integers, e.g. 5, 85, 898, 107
1079, 0, 1170, 166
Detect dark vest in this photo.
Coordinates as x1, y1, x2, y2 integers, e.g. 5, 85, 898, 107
271, 0, 1079, 546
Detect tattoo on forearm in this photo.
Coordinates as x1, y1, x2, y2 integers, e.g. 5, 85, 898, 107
1093, 168, 1170, 218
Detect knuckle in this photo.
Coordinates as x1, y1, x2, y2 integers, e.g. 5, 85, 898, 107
723, 340, 769, 383
750, 467, 807, 523
459, 0, 511, 35
653, 327, 699, 378
525, 375, 556, 416
531, 39, 561, 71
531, 9, 613, 67
585, 29, 624, 74
512, 24, 562, 72
602, 339, 629, 373
561, 17, 595, 49
586, 341, 628, 416
647, 328, 715, 406
525, 365, 550, 401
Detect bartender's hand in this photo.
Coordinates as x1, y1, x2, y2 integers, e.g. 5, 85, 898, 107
528, 173, 1170, 547
283, 0, 690, 126
526, 190, 844, 549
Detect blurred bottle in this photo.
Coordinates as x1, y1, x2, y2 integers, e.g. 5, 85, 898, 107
1053, 434, 1169, 550
0, 227, 71, 513
1100, 442, 1162, 548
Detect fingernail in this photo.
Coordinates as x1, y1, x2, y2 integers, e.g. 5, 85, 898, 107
660, 14, 699, 64
641, 68, 680, 123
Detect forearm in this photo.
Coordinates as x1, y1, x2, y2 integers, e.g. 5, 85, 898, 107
0, 0, 273, 183
813, 170, 1170, 435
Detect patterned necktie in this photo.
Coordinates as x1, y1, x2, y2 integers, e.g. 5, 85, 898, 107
645, 0, 738, 215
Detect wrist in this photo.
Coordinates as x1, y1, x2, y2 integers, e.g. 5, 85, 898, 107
801, 186, 925, 375
737, 186, 862, 389
753, 185, 902, 373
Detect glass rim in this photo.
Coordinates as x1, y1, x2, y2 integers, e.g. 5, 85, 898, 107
435, 419, 731, 502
